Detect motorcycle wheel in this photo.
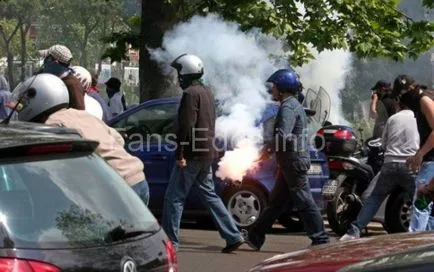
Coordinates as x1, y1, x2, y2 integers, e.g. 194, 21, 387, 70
384, 189, 413, 233
326, 186, 362, 236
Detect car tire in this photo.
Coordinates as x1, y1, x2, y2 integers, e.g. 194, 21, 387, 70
278, 211, 304, 232
326, 186, 361, 236
224, 183, 267, 230
384, 189, 412, 233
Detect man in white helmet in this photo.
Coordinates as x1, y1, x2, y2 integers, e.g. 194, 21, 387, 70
162, 53, 244, 253
72, 66, 110, 122
9, 73, 149, 205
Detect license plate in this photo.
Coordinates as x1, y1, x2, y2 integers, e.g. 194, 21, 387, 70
307, 164, 322, 175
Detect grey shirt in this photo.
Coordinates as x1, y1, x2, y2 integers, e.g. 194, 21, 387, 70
382, 109, 419, 163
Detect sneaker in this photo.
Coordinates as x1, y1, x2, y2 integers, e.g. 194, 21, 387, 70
339, 234, 358, 241
221, 239, 244, 253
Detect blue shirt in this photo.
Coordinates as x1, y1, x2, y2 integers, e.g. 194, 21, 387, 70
269, 95, 310, 162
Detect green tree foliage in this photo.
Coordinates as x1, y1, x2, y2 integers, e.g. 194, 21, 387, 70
340, 0, 433, 127
38, 0, 127, 68
103, 0, 434, 101
0, 0, 41, 86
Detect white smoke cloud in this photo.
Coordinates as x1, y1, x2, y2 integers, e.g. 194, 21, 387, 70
151, 14, 351, 182
295, 48, 352, 125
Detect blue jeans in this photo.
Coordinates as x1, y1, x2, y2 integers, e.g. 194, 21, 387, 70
132, 180, 150, 206
347, 162, 415, 237
162, 160, 242, 250
249, 158, 329, 247
409, 161, 434, 232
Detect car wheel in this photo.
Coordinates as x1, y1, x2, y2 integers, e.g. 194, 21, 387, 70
384, 189, 412, 233
278, 211, 304, 232
224, 183, 267, 229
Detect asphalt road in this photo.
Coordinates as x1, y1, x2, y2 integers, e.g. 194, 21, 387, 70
177, 221, 386, 272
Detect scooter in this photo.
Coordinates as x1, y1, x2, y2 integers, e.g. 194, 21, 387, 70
319, 129, 413, 235
321, 136, 383, 235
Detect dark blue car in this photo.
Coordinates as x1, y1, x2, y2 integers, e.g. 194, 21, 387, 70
108, 97, 329, 231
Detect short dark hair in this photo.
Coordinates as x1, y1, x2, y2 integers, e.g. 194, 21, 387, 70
391, 75, 416, 99
105, 77, 121, 90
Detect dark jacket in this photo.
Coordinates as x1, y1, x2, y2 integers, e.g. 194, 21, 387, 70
175, 83, 216, 161
62, 74, 85, 110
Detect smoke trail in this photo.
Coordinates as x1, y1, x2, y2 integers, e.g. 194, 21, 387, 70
151, 14, 351, 182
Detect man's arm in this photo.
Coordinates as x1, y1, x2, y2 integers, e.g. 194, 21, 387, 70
175, 92, 198, 160
277, 104, 297, 141
264, 104, 297, 152
64, 76, 85, 110
416, 96, 434, 158
370, 92, 378, 118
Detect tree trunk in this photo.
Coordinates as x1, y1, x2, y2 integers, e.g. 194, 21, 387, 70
139, 0, 179, 102
6, 46, 14, 88
0, 22, 20, 88
19, 24, 28, 82
97, 18, 109, 76
79, 31, 89, 68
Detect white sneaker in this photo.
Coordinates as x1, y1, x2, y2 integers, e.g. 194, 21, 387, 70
339, 234, 358, 241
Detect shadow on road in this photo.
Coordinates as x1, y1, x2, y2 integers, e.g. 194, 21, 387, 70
178, 219, 387, 239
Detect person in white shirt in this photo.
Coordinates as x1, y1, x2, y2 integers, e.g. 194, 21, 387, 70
105, 77, 126, 118
340, 102, 419, 241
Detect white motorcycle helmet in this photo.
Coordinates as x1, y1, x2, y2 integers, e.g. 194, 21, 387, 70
11, 73, 69, 122
71, 66, 103, 120
171, 53, 204, 89
72, 66, 92, 91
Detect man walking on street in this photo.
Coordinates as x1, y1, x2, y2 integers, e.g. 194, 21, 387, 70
246, 68, 329, 250
340, 98, 418, 241
162, 53, 244, 253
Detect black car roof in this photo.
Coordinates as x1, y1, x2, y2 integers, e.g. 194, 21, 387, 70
0, 121, 87, 151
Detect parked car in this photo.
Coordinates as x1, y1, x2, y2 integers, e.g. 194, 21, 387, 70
0, 121, 177, 272
248, 231, 434, 272
108, 97, 330, 231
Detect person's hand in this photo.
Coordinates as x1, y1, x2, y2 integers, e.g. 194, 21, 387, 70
418, 184, 429, 196
176, 158, 187, 168
407, 153, 423, 173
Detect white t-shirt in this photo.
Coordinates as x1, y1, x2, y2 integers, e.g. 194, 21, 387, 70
84, 93, 103, 120
108, 92, 125, 117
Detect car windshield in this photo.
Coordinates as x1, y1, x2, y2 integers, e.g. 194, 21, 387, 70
0, 153, 158, 249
